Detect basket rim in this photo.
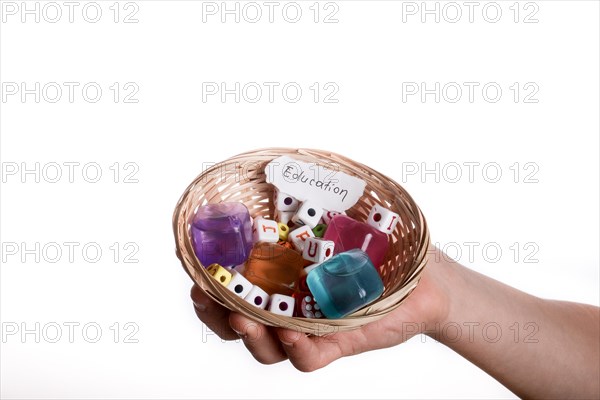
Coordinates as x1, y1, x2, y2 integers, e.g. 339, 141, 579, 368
173, 147, 430, 335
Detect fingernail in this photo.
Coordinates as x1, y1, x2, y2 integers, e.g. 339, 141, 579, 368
279, 331, 299, 346
231, 326, 246, 338
280, 334, 295, 346
193, 302, 207, 312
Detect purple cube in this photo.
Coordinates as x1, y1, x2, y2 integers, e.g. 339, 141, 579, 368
191, 202, 253, 267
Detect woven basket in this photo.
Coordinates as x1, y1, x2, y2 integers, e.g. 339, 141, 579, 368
173, 148, 430, 336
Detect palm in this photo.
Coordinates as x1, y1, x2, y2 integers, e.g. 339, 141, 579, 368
276, 261, 446, 371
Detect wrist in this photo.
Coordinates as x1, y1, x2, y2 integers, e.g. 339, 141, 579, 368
387, 245, 459, 343
418, 245, 458, 336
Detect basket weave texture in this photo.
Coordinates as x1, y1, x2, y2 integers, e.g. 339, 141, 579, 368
173, 148, 430, 336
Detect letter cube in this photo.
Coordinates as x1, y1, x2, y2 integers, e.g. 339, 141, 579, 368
302, 238, 335, 263
274, 191, 299, 212
277, 222, 289, 241
322, 210, 345, 224
268, 294, 295, 317
367, 205, 400, 234
244, 285, 269, 310
206, 263, 232, 286
288, 225, 315, 252
292, 201, 323, 228
253, 218, 279, 243
226, 270, 253, 298
293, 292, 324, 319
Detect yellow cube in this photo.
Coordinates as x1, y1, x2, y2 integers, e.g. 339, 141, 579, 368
206, 263, 232, 286
277, 222, 290, 241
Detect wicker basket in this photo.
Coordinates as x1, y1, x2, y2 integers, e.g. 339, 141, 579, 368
173, 148, 430, 336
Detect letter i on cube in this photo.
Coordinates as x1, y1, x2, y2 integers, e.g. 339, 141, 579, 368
367, 205, 400, 234
302, 237, 335, 263
253, 218, 279, 243
268, 294, 295, 317
226, 270, 253, 298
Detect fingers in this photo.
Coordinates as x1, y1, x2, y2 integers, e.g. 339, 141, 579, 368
190, 284, 238, 341
276, 328, 345, 372
229, 313, 288, 365
191, 284, 355, 370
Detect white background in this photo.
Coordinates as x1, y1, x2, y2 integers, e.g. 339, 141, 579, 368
1, 1, 598, 398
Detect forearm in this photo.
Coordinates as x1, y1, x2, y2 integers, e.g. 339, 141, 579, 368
427, 249, 600, 399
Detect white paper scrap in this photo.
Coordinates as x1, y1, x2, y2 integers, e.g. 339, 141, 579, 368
265, 155, 366, 212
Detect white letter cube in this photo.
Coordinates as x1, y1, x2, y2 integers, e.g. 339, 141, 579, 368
367, 205, 400, 234
253, 218, 279, 243
226, 270, 253, 298
292, 201, 323, 228
268, 294, 295, 317
244, 285, 269, 310
274, 191, 299, 212
302, 238, 335, 263
288, 225, 315, 252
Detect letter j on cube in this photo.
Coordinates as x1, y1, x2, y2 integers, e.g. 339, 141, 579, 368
253, 218, 279, 243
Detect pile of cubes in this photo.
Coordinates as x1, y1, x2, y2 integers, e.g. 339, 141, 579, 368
191, 189, 400, 319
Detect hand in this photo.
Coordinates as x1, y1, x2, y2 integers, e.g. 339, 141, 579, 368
190, 247, 449, 372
